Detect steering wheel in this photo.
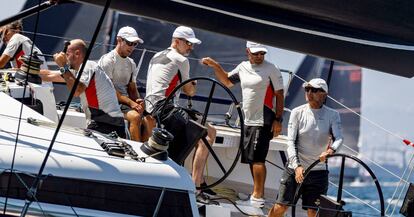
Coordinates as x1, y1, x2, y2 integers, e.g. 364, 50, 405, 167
291, 153, 385, 216
159, 77, 244, 190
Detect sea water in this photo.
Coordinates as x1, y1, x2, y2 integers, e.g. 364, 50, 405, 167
327, 177, 408, 217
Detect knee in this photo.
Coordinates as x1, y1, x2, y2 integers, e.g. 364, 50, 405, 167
127, 111, 142, 123
207, 124, 216, 139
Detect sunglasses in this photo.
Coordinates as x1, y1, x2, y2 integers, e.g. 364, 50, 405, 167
305, 87, 324, 93
250, 51, 266, 56
179, 38, 193, 46
122, 38, 138, 47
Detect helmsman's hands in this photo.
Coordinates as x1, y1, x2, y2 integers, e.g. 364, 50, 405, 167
319, 148, 335, 162
295, 166, 305, 184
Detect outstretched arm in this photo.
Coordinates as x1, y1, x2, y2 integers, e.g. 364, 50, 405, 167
201, 57, 234, 88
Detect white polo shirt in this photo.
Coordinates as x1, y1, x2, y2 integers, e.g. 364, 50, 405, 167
228, 60, 284, 126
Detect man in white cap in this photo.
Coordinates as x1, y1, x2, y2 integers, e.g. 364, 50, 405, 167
98, 26, 147, 142
144, 26, 217, 200
202, 41, 285, 208
268, 78, 343, 217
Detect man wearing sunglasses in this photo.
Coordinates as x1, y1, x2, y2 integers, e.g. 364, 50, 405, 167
268, 78, 343, 217
145, 26, 218, 201
98, 26, 147, 142
202, 41, 285, 209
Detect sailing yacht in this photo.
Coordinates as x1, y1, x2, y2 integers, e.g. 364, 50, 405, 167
2, 0, 414, 217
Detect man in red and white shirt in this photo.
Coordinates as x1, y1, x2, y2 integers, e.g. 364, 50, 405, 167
202, 41, 284, 207
41, 39, 125, 138
145, 26, 217, 197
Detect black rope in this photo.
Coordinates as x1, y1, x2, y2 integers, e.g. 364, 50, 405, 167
3, 0, 46, 214
19, 0, 112, 216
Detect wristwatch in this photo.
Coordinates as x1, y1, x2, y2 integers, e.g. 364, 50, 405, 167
59, 64, 70, 77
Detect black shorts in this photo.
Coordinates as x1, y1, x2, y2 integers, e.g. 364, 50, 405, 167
241, 124, 273, 164
120, 104, 132, 114
87, 120, 126, 139
276, 167, 329, 210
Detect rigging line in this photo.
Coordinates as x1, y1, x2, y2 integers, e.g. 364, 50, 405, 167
13, 173, 47, 217
3, 0, 45, 214
328, 181, 384, 215
19, 0, 112, 216
20, 30, 242, 67
136, 48, 147, 76
341, 144, 409, 183
388, 155, 414, 216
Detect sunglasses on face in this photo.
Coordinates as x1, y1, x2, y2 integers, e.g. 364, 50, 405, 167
122, 38, 138, 47
179, 38, 193, 46
305, 87, 324, 93
250, 51, 266, 56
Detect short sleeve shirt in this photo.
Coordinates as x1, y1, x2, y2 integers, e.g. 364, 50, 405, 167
73, 61, 123, 123
229, 60, 284, 126
145, 47, 190, 113
3, 33, 47, 70
98, 49, 137, 96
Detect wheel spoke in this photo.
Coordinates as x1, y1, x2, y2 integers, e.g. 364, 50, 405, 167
201, 83, 216, 125
201, 137, 226, 174
337, 156, 346, 202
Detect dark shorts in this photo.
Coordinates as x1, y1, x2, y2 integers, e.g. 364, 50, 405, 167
241, 124, 273, 164
276, 167, 329, 210
120, 104, 132, 114
150, 100, 205, 164
87, 120, 126, 139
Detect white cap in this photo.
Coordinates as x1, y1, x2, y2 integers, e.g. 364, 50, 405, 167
302, 78, 329, 93
246, 41, 268, 53
172, 26, 201, 44
117, 26, 144, 44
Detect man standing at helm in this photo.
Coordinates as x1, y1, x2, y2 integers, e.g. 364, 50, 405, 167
202, 41, 285, 208
268, 78, 343, 217
145, 26, 217, 201
99, 26, 147, 142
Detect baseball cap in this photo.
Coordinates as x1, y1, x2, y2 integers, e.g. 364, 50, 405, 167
117, 26, 144, 44
246, 41, 268, 53
172, 26, 201, 44
302, 78, 329, 93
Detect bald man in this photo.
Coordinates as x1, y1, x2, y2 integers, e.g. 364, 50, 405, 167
41, 39, 125, 137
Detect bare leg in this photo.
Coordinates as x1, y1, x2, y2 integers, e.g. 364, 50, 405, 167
268, 204, 289, 217
125, 110, 142, 141
141, 115, 156, 142
307, 208, 317, 217
192, 124, 216, 187
251, 162, 266, 198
